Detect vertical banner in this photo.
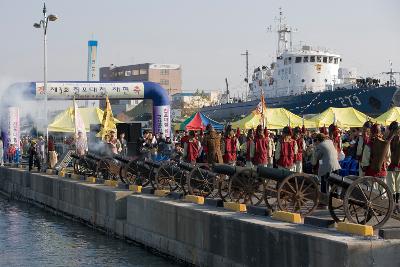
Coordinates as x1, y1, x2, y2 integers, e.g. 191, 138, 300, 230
153, 105, 171, 138
6, 107, 20, 149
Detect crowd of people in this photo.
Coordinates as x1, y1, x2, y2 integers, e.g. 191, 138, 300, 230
137, 121, 400, 212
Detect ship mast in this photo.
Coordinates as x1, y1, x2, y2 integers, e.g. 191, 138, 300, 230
382, 60, 400, 86
241, 49, 250, 101
275, 8, 296, 56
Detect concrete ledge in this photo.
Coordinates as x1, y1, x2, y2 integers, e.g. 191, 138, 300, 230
247, 205, 271, 216
166, 192, 184, 200
379, 228, 400, 239
223, 201, 247, 212
337, 222, 374, 236
154, 189, 170, 197
2, 166, 400, 267
184, 195, 204, 205
205, 198, 224, 207
142, 187, 155, 194
272, 211, 302, 224
129, 185, 142, 193
104, 180, 118, 187
86, 177, 97, 183
304, 216, 335, 228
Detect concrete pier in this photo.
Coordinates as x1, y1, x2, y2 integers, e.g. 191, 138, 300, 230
1, 166, 400, 267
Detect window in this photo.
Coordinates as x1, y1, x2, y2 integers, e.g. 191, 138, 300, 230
132, 69, 139, 75
301, 79, 305, 82
160, 79, 169, 86
312, 79, 315, 82
139, 69, 148, 75
328, 57, 333, 63
288, 57, 292, 64
125, 70, 131, 76
317, 56, 322, 63
118, 71, 123, 77
310, 56, 315, 62
334, 58, 338, 64
323, 57, 327, 63
160, 69, 169, 75
295, 57, 302, 63
325, 79, 328, 82
303, 56, 309, 63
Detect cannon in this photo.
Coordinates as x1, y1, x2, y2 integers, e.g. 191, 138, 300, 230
257, 166, 320, 216
152, 159, 204, 193
71, 153, 100, 177
326, 174, 395, 229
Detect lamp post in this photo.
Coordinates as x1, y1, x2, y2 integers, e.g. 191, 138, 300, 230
33, 3, 58, 138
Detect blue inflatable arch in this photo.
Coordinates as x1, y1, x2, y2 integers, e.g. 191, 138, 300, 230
5, 81, 171, 137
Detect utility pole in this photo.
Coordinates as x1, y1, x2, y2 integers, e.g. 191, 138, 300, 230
241, 50, 249, 101
225, 78, 229, 104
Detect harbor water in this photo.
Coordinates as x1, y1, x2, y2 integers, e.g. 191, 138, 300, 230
0, 195, 178, 267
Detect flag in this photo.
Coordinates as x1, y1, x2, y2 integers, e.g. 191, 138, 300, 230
97, 96, 117, 139
74, 98, 87, 149
253, 91, 267, 127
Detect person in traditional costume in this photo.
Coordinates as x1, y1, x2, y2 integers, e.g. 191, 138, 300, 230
275, 126, 297, 171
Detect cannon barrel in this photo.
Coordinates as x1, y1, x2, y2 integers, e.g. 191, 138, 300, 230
178, 162, 195, 171
144, 159, 161, 168
113, 154, 130, 164
211, 164, 249, 176
257, 166, 295, 180
70, 153, 80, 160
86, 152, 102, 161
327, 173, 356, 188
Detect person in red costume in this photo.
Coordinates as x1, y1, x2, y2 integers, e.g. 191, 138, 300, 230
328, 123, 343, 160
356, 121, 372, 176
293, 126, 306, 173
275, 126, 298, 171
222, 125, 240, 165
361, 123, 391, 178
183, 130, 202, 164
251, 125, 269, 167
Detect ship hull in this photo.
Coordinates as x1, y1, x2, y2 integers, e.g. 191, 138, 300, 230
201, 86, 400, 121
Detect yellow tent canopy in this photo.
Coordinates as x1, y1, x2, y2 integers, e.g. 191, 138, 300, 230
374, 107, 400, 126
309, 107, 369, 128
231, 108, 316, 130
48, 107, 122, 133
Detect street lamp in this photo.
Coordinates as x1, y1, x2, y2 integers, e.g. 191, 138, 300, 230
33, 3, 58, 138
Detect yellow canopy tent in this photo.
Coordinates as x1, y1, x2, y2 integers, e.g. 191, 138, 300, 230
231, 108, 316, 130
374, 107, 400, 126
48, 107, 122, 133
309, 107, 369, 128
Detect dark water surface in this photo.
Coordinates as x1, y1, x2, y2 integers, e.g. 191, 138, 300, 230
0, 195, 179, 267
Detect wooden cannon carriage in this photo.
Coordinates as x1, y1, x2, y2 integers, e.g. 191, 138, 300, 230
326, 174, 395, 228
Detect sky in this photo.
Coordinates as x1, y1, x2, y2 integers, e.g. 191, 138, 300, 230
0, 0, 399, 96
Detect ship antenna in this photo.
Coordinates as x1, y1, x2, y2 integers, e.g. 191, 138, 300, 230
241, 49, 250, 100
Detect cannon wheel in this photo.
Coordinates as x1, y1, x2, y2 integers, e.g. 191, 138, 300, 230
264, 178, 278, 211
277, 173, 319, 216
228, 168, 265, 206
120, 161, 151, 186
187, 165, 216, 197
155, 162, 183, 193
96, 159, 111, 180
343, 176, 393, 229
328, 184, 346, 222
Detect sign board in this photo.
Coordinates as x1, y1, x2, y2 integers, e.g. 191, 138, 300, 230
153, 105, 170, 137
35, 82, 145, 100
